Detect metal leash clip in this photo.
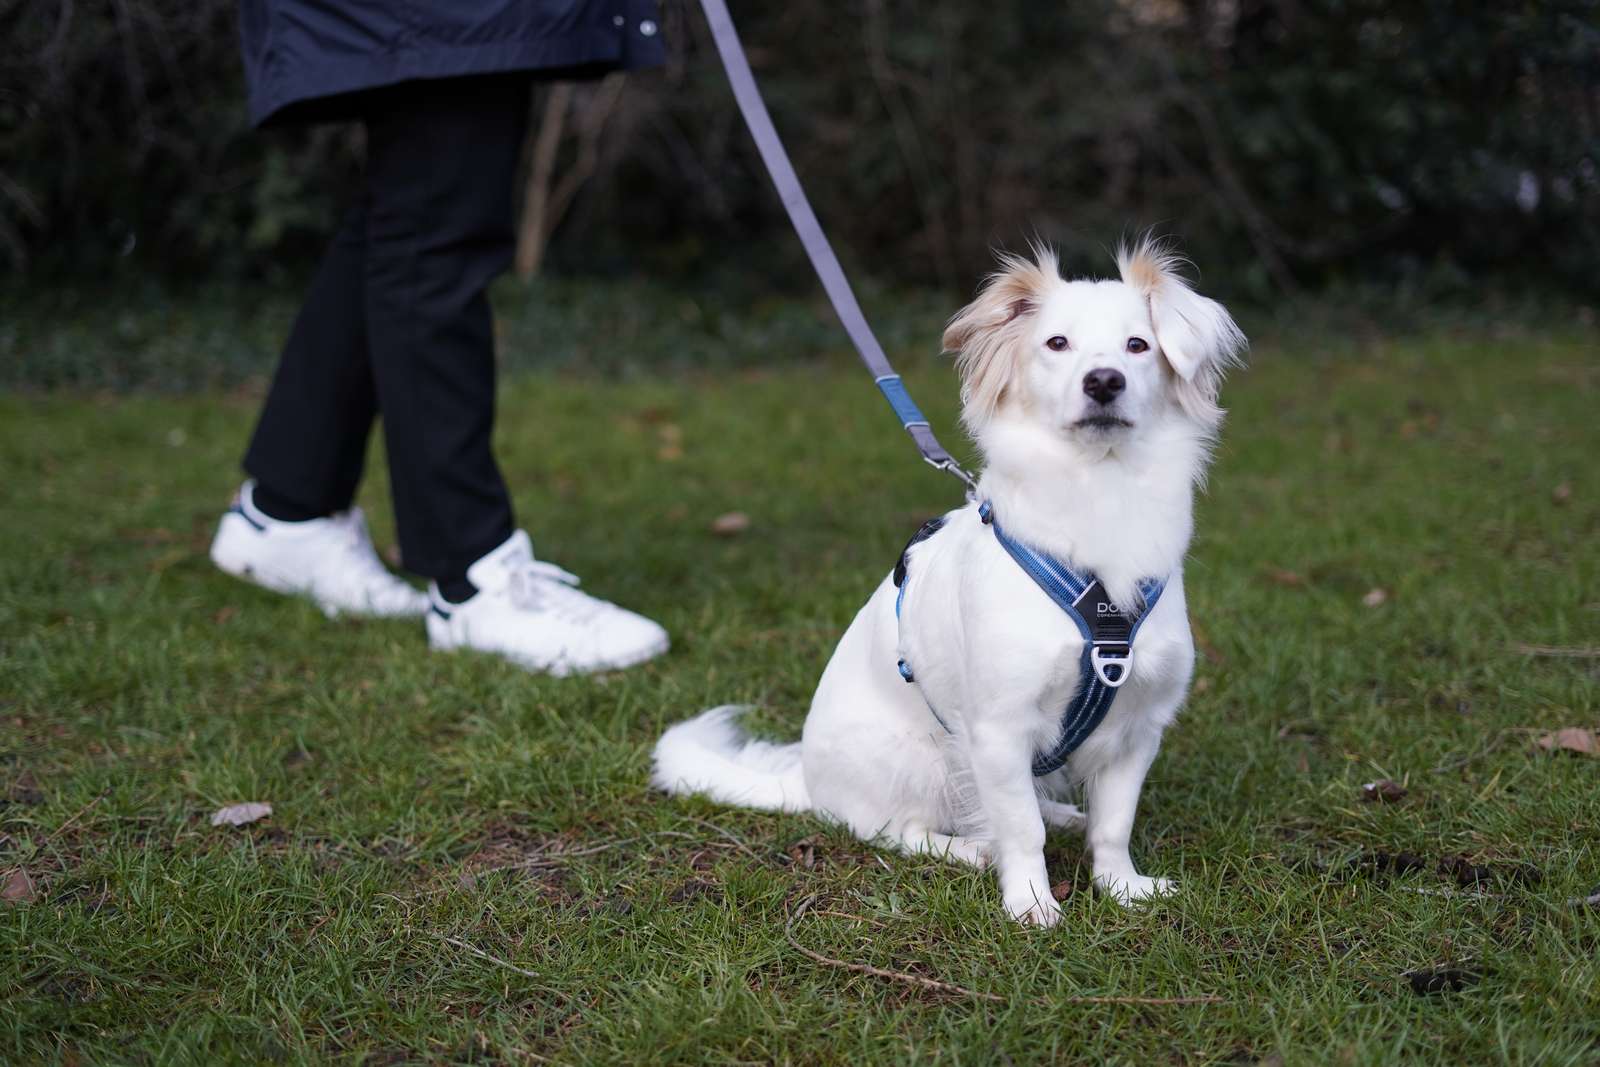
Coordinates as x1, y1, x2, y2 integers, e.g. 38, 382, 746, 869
925, 456, 979, 500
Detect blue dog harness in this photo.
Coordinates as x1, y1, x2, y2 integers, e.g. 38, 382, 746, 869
894, 502, 1167, 777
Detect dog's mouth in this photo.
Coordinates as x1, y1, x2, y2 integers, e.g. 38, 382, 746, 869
1073, 414, 1133, 431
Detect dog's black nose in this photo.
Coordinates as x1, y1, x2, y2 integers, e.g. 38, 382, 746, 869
1082, 368, 1126, 405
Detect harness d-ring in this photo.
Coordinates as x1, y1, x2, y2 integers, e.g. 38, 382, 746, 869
1090, 645, 1133, 688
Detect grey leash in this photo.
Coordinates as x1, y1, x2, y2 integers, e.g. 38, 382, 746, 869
698, 0, 978, 499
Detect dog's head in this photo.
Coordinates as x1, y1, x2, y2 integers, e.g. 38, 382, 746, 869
942, 238, 1245, 454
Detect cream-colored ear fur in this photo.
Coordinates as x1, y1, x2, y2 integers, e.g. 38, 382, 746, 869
1116, 236, 1246, 428
942, 246, 1059, 430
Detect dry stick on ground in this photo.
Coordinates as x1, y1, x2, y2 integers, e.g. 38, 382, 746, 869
1513, 643, 1600, 659
44, 790, 106, 844
1432, 730, 1511, 774
813, 909, 892, 927
783, 894, 1224, 1007
682, 816, 767, 863
438, 935, 542, 982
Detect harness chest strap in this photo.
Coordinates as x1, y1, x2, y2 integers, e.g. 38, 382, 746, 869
894, 502, 1167, 777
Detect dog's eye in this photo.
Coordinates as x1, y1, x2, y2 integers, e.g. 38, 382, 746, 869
1126, 337, 1150, 354
1045, 335, 1069, 352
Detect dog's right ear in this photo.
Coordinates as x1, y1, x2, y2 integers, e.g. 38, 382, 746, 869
942, 247, 1058, 428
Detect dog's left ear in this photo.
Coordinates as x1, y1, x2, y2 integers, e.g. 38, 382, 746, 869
943, 246, 1059, 429
1117, 238, 1246, 422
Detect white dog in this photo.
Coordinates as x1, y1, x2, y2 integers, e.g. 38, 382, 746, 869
653, 239, 1244, 926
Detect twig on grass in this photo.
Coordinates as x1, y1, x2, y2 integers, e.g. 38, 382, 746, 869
44, 791, 106, 844
1431, 731, 1510, 774
1567, 889, 1600, 910
1394, 885, 1504, 901
783, 894, 1224, 1007
438, 935, 542, 982
681, 816, 765, 863
814, 909, 892, 927
1512, 643, 1600, 659
785, 894, 1007, 1002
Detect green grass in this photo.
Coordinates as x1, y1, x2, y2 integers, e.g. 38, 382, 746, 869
1, 298, 1597, 1064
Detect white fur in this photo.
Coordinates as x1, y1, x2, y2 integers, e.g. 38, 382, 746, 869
652, 239, 1245, 926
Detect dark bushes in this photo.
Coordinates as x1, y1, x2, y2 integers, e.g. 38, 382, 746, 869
3, 1, 1596, 297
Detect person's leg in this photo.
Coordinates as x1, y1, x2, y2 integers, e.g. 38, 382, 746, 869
359, 76, 526, 587
215, 184, 425, 619
243, 201, 378, 518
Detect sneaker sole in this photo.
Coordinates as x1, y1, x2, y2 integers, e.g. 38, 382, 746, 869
427, 622, 669, 677
211, 515, 426, 620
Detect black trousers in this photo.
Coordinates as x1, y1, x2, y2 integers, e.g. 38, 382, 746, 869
243, 76, 530, 582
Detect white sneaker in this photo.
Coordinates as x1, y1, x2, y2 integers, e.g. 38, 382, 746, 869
209, 480, 428, 619
426, 530, 669, 676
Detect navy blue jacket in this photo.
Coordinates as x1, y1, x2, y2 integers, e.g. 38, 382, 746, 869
239, 0, 665, 127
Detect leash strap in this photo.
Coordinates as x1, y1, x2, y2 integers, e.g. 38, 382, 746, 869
698, 0, 977, 497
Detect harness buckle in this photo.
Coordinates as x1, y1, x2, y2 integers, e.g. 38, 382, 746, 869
1090, 643, 1133, 688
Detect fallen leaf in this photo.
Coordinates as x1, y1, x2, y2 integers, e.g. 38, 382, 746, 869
1, 869, 37, 904
1405, 963, 1480, 995
710, 511, 751, 536
1535, 727, 1600, 756
656, 423, 684, 461
1050, 879, 1073, 902
1362, 587, 1389, 607
1264, 568, 1306, 588
1362, 779, 1407, 803
212, 605, 239, 625
1551, 482, 1572, 504
786, 836, 818, 870
211, 801, 273, 827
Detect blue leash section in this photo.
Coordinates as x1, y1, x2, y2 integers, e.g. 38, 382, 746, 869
698, 0, 977, 498
897, 503, 1167, 777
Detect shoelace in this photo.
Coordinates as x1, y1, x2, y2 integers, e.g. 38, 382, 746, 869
506, 559, 606, 624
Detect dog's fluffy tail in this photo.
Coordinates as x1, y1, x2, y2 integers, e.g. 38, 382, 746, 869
651, 705, 810, 813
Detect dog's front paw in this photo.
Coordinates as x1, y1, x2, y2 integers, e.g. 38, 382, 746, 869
1003, 891, 1062, 927
1094, 871, 1173, 905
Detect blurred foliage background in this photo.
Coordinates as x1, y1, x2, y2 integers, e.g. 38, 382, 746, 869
2, 0, 1597, 301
